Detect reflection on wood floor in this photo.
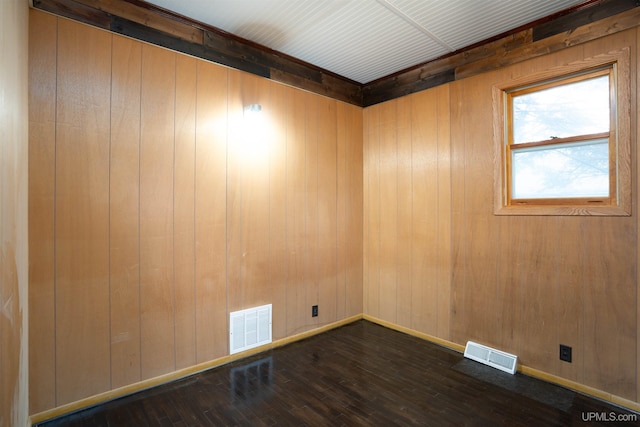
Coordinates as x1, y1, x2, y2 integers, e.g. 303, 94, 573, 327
37, 320, 639, 426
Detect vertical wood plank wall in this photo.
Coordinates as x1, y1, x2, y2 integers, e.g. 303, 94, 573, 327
636, 23, 640, 408
109, 34, 142, 390
28, 7, 640, 416
28, 10, 363, 413
54, 19, 112, 404
364, 29, 639, 402
364, 85, 452, 336
1, 1, 29, 425
28, 9, 57, 413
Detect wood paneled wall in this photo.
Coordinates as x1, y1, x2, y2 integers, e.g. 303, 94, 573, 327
363, 85, 451, 337
1, 0, 29, 425
28, 10, 363, 413
364, 29, 639, 402
28, 4, 640, 417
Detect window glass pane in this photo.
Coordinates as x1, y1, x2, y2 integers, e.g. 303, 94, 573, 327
511, 139, 609, 199
512, 75, 609, 144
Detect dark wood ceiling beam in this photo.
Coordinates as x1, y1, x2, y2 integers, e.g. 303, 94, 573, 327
111, 16, 272, 78
33, 0, 111, 28
362, 30, 533, 106
362, 0, 640, 107
533, 0, 640, 40
362, 0, 640, 106
31, 0, 640, 107
32, 0, 363, 106
455, 5, 640, 80
79, 0, 205, 43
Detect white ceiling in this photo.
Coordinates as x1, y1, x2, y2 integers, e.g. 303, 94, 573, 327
144, 0, 587, 84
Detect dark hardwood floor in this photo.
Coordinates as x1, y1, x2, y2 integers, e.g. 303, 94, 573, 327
37, 320, 639, 426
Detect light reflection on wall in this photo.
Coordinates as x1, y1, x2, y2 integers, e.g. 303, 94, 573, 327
241, 103, 270, 163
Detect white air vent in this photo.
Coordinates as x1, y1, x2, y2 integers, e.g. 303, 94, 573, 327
464, 341, 518, 374
230, 304, 272, 355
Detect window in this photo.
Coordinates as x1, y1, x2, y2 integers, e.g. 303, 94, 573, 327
493, 49, 631, 216
509, 68, 612, 202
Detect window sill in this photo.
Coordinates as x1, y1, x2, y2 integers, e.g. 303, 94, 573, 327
494, 204, 631, 216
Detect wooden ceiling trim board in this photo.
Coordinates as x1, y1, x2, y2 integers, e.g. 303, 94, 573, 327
32, 0, 363, 106
269, 68, 363, 106
110, 16, 271, 78
202, 30, 321, 83
361, 29, 533, 106
363, 69, 455, 107
128, 0, 363, 87
32, 0, 640, 107
73, 0, 204, 43
533, 0, 640, 41
363, 0, 640, 106
32, 0, 111, 29
454, 5, 640, 80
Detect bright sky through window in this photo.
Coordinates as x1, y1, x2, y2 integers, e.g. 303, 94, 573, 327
509, 73, 610, 199
512, 75, 609, 144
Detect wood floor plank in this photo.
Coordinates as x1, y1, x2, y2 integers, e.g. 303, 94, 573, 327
36, 321, 640, 427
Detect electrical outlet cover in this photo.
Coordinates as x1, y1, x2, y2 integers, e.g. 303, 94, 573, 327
559, 344, 572, 363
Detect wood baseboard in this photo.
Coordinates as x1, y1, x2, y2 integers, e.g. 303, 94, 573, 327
363, 314, 466, 353
364, 315, 640, 414
29, 314, 363, 425
30, 313, 640, 424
